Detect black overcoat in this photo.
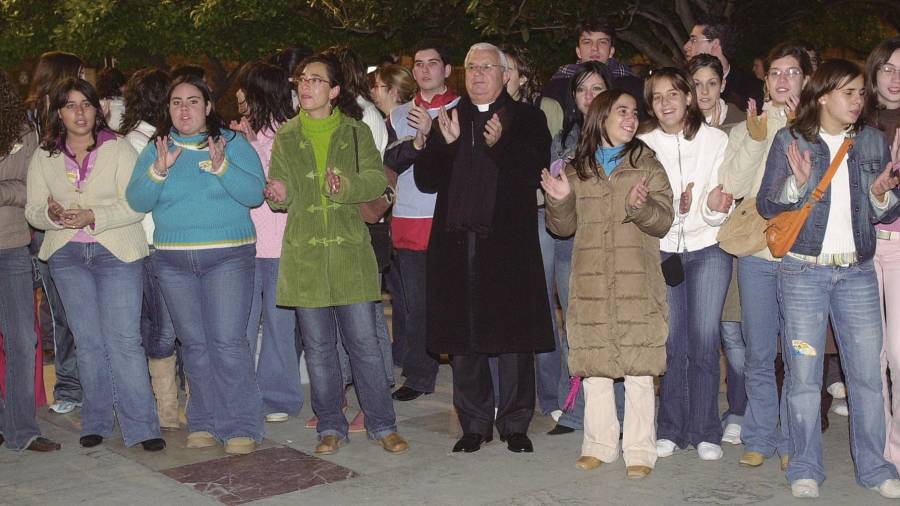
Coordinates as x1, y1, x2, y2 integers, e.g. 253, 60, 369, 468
414, 92, 555, 355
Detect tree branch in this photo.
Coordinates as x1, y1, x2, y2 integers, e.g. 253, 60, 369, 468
675, 0, 697, 32
618, 31, 676, 67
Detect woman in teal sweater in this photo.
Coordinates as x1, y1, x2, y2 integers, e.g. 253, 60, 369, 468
266, 53, 407, 455
126, 74, 266, 455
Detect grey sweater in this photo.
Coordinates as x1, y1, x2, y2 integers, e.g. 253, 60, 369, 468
0, 126, 37, 249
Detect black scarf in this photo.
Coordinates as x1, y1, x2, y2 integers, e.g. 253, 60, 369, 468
446, 91, 513, 237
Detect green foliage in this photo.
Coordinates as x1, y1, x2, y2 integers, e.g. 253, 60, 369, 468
1, 0, 896, 80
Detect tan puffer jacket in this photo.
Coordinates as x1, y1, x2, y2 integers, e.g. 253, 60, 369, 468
546, 147, 674, 378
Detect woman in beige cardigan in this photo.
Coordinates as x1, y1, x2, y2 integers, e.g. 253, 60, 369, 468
25, 78, 162, 451
542, 90, 674, 478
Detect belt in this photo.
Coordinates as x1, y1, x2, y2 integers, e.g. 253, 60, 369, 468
878, 230, 900, 240
786, 251, 858, 267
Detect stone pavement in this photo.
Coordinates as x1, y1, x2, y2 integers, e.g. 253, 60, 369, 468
1, 363, 895, 506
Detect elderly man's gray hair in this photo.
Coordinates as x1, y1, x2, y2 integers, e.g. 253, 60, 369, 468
464, 42, 509, 70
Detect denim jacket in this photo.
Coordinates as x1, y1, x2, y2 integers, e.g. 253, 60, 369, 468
757, 126, 898, 261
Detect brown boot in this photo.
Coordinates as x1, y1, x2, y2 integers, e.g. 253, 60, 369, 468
149, 355, 180, 430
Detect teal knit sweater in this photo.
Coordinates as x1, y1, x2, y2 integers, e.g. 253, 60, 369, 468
126, 129, 265, 249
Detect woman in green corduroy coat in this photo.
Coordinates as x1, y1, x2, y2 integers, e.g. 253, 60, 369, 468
265, 53, 407, 455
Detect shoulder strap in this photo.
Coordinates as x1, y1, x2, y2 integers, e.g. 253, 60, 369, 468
811, 137, 853, 202
352, 128, 359, 174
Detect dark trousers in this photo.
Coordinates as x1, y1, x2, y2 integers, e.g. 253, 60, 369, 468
451, 352, 535, 437
391, 249, 439, 392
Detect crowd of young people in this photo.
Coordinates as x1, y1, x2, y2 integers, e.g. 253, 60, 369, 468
1, 14, 900, 500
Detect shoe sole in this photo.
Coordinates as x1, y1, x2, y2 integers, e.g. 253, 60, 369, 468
225, 444, 256, 455
266, 415, 289, 423
186, 436, 216, 449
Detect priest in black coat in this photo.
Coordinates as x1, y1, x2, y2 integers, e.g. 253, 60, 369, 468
415, 42, 554, 454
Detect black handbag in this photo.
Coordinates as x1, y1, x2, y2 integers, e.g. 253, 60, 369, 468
661, 253, 684, 287
351, 129, 392, 273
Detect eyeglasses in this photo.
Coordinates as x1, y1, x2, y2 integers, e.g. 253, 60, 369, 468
767, 68, 804, 79
880, 64, 899, 76
465, 63, 504, 73
686, 36, 711, 46
371, 84, 389, 90
292, 76, 332, 87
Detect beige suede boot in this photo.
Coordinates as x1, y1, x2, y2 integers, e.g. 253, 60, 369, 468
148, 355, 180, 430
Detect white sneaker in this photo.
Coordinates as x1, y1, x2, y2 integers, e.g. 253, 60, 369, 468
827, 381, 847, 399
791, 479, 819, 498
829, 399, 848, 417
721, 423, 742, 445
872, 478, 900, 498
550, 410, 563, 422
49, 400, 81, 414
697, 442, 723, 460
265, 412, 289, 423
656, 438, 676, 458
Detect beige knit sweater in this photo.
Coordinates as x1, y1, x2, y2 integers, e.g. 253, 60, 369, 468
25, 135, 147, 262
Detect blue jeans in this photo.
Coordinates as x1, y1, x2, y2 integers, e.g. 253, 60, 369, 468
141, 248, 176, 359
33, 235, 82, 403
297, 303, 397, 440
720, 321, 746, 427
337, 293, 394, 389
535, 208, 571, 415
245, 258, 303, 416
779, 256, 898, 487
738, 255, 789, 456
658, 244, 731, 448
0, 247, 41, 450
48, 242, 160, 446
153, 244, 263, 442
392, 249, 438, 393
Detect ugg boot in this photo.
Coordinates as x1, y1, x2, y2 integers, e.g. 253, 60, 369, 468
149, 355, 180, 431
179, 379, 190, 426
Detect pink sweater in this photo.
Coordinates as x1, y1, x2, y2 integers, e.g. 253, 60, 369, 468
249, 124, 287, 258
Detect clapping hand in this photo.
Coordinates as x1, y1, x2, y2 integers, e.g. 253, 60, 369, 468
153, 136, 182, 177
437, 106, 460, 144
47, 196, 66, 223
627, 177, 649, 210
484, 113, 502, 147
706, 184, 734, 213
61, 209, 95, 229
787, 140, 812, 187
540, 168, 571, 200
229, 117, 257, 143
325, 168, 341, 195
264, 179, 287, 202
871, 161, 900, 201
679, 182, 694, 215
208, 136, 226, 173
746, 99, 768, 142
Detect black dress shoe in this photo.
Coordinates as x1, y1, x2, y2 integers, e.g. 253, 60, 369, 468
0, 434, 4, 447
452, 433, 492, 453
500, 433, 533, 453
140, 438, 166, 452
391, 386, 429, 402
79, 434, 103, 448
547, 424, 576, 435
27, 437, 61, 452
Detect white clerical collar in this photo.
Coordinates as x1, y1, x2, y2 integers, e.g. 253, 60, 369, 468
475, 102, 493, 112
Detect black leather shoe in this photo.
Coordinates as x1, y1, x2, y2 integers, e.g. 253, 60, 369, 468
547, 424, 576, 435
0, 434, 4, 447
140, 438, 167, 452
452, 433, 492, 453
500, 433, 533, 453
79, 434, 103, 448
391, 386, 429, 401
27, 437, 61, 452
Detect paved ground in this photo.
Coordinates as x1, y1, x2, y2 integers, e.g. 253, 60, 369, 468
1, 361, 895, 506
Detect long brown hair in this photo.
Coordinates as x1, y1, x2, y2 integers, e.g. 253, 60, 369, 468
864, 36, 900, 131
642, 67, 704, 140
573, 90, 648, 181
0, 70, 28, 158
791, 59, 865, 143
41, 78, 110, 156
119, 68, 170, 136
25, 51, 83, 134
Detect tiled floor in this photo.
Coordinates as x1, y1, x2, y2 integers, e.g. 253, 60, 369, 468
3, 300, 890, 505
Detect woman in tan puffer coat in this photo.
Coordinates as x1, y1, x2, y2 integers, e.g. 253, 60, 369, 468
542, 90, 674, 478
